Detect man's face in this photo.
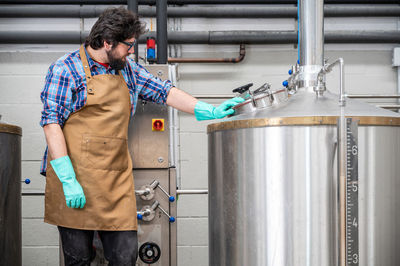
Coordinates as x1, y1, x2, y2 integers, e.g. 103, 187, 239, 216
106, 37, 135, 70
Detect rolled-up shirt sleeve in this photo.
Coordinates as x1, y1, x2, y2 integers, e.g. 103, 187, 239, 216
40, 63, 74, 127
134, 64, 172, 104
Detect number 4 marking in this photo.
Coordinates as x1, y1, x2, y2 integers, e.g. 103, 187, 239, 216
352, 217, 358, 228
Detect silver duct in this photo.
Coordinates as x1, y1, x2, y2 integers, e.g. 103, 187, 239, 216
299, 0, 324, 66
298, 0, 326, 94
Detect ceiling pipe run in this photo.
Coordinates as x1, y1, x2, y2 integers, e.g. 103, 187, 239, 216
1, 5, 400, 18
1, 30, 399, 44
0, 0, 398, 4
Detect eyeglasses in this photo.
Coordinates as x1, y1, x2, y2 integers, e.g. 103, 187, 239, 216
120, 40, 136, 50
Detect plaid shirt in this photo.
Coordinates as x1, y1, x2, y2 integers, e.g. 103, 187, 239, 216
40, 47, 172, 175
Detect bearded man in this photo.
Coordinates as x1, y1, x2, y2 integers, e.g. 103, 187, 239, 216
40, 6, 243, 266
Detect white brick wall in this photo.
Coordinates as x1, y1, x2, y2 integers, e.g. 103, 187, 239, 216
0, 14, 399, 266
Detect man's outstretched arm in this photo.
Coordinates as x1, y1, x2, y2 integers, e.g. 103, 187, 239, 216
165, 87, 197, 114
166, 87, 244, 120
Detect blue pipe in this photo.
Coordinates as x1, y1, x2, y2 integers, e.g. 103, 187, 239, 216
297, 0, 300, 64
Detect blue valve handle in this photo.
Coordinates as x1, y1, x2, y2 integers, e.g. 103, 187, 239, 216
288, 69, 293, 75
282, 80, 289, 87
156, 203, 175, 223
137, 213, 143, 220
23, 179, 31, 184
157, 184, 176, 203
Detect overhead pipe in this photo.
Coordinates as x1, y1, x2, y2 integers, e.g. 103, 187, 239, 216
2, 5, 400, 18
127, 0, 139, 62
0, 0, 398, 4
176, 190, 208, 195
377, 105, 400, 109
168, 44, 245, 63
156, 0, 168, 64
1, 30, 399, 44
347, 95, 400, 99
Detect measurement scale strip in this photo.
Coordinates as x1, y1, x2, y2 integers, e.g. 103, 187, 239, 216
346, 118, 359, 266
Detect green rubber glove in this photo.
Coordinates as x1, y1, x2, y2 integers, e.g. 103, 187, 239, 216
194, 97, 245, 121
50, 155, 86, 209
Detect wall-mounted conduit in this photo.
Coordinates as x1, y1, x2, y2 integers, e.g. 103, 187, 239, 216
0, 0, 399, 4
1, 5, 399, 18
1, 30, 399, 44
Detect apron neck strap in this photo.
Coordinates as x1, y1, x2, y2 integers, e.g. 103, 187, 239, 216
79, 45, 93, 80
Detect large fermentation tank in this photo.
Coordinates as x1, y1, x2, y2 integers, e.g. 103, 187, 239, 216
208, 0, 400, 265
0, 121, 22, 266
207, 89, 400, 266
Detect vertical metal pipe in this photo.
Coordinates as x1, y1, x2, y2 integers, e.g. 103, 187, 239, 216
127, 0, 139, 62
299, 0, 324, 66
397, 21, 400, 112
398, 67, 400, 112
338, 58, 345, 106
156, 0, 168, 64
297, 0, 300, 62
298, 0, 325, 91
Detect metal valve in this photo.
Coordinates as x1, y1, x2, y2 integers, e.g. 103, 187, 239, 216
156, 201, 176, 223
135, 180, 175, 202
139, 242, 161, 264
232, 83, 253, 94
153, 180, 175, 202
137, 201, 175, 223
283, 60, 300, 94
233, 83, 253, 99
135, 181, 158, 201
137, 201, 158, 222
253, 83, 271, 95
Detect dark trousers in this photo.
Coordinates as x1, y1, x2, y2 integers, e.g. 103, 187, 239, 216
58, 226, 138, 266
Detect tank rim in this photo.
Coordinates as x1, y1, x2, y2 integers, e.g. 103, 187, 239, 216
0, 123, 22, 136
207, 116, 400, 133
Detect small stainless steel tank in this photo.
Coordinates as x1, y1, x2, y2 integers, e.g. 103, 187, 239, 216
0, 121, 22, 266
207, 89, 400, 266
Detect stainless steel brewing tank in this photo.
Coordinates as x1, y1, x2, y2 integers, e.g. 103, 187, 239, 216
0, 122, 22, 266
207, 90, 400, 266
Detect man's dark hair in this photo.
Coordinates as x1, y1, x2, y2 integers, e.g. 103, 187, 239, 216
85, 6, 146, 49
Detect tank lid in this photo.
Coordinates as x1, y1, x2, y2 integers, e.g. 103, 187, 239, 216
208, 90, 400, 133
0, 122, 22, 136
208, 115, 400, 133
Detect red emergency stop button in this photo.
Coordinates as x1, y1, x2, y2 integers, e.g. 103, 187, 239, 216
152, 119, 164, 131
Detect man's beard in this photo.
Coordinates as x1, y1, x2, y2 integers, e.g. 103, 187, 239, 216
107, 49, 126, 70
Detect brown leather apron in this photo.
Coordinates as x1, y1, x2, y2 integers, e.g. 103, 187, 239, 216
44, 45, 137, 231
